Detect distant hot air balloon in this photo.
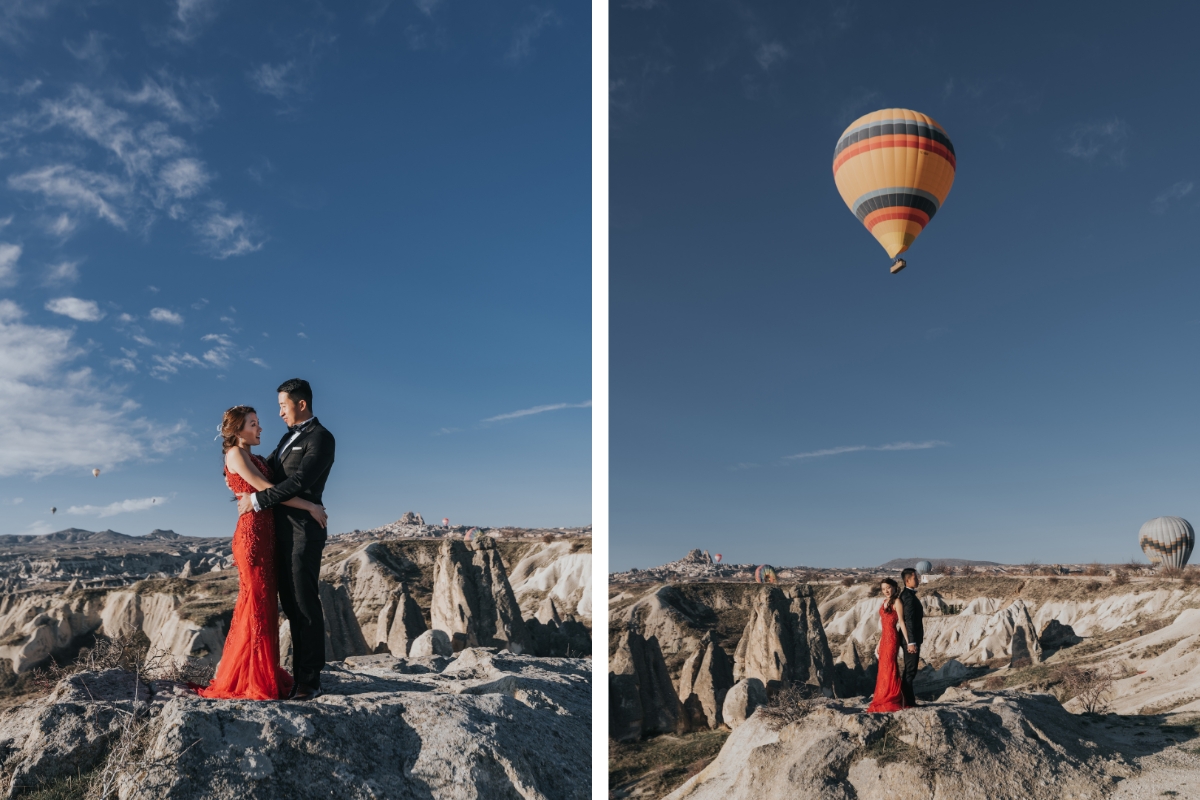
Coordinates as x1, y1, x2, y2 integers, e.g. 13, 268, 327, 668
833, 109, 956, 274
92, 468, 101, 478
1139, 516, 1195, 569
713, 553, 723, 564
754, 565, 777, 584
915, 560, 933, 574
442, 518, 449, 527
464, 527, 478, 542
51, 507, 56, 515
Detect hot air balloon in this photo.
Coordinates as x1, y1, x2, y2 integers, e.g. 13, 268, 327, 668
442, 518, 449, 527
915, 560, 933, 574
464, 527, 478, 542
50, 507, 56, 515
832, 109, 956, 274
713, 553, 723, 564
1139, 516, 1194, 569
92, 468, 101, 478
754, 565, 777, 584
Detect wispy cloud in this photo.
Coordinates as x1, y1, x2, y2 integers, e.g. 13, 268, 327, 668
1152, 181, 1194, 214
1065, 118, 1128, 165
507, 8, 560, 62
43, 259, 80, 285
784, 440, 949, 461
754, 41, 788, 71
45, 297, 104, 321
483, 400, 591, 423
149, 307, 183, 324
247, 61, 303, 100
67, 496, 167, 517
0, 243, 21, 287
196, 203, 264, 258
171, 0, 221, 41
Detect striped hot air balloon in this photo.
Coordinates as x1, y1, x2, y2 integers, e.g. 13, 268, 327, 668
754, 565, 777, 584
464, 527, 478, 542
1139, 516, 1194, 569
832, 109, 956, 274
713, 553, 723, 564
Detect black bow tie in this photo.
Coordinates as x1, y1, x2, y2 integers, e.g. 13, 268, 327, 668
288, 419, 314, 434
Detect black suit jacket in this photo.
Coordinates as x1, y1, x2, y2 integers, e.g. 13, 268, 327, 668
258, 417, 335, 510
899, 587, 924, 646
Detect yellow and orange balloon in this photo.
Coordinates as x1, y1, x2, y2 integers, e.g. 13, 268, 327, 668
832, 108, 955, 273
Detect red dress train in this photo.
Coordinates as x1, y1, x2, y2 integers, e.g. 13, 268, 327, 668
196, 454, 294, 700
866, 602, 911, 713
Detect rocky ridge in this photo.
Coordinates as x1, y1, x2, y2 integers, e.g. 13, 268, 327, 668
0, 648, 590, 799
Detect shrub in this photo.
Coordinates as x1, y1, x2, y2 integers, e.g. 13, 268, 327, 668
1054, 663, 1116, 713
1161, 565, 1183, 579
841, 577, 855, 588
1084, 580, 1102, 592
958, 565, 975, 576
541, 534, 555, 544
983, 674, 1005, 691
1112, 569, 1129, 587
1183, 568, 1200, 587
758, 683, 816, 729
1084, 563, 1105, 577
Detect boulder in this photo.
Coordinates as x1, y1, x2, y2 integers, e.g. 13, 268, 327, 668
733, 586, 837, 697
609, 629, 686, 741
410, 629, 453, 658
677, 636, 735, 729
720, 677, 766, 730
431, 538, 533, 654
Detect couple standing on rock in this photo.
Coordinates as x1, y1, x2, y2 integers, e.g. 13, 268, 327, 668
192, 378, 336, 702
866, 568, 924, 713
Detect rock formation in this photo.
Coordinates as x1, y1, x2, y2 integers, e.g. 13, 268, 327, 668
667, 690, 1134, 800
719, 677, 765, 730
0, 650, 590, 800
733, 586, 838, 697
431, 538, 533, 654
609, 629, 686, 742
676, 634, 734, 729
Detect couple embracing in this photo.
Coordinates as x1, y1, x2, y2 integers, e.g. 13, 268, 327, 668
866, 568, 924, 713
194, 378, 336, 702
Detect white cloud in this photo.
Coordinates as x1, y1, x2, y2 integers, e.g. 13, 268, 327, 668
149, 307, 183, 324
1152, 181, 1194, 214
483, 400, 591, 422
1065, 118, 1128, 164
507, 9, 560, 62
44, 260, 80, 284
196, 204, 264, 258
63, 30, 108, 69
171, 0, 220, 41
0, 300, 186, 477
0, 0, 59, 46
67, 496, 167, 518
0, 243, 21, 287
247, 62, 302, 100
45, 214, 77, 237
158, 158, 210, 199
8, 164, 129, 228
111, 357, 137, 372
45, 297, 104, 321
150, 351, 204, 378
754, 41, 788, 71
784, 440, 950, 461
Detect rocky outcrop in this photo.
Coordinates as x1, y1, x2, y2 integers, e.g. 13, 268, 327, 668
609, 629, 686, 742
720, 678, 765, 730
734, 586, 837, 697
507, 540, 592, 625
923, 599, 1043, 666
319, 543, 427, 657
0, 649, 590, 800
431, 538, 533, 654
677, 635, 734, 729
666, 690, 1133, 800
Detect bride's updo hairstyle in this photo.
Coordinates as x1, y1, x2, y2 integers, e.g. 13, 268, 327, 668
219, 405, 256, 454
880, 577, 900, 609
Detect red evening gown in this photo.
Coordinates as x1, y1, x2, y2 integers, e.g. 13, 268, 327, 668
196, 454, 294, 700
867, 602, 910, 713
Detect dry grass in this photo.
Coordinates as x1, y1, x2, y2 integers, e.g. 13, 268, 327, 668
757, 683, 817, 729
1084, 563, 1106, 577
609, 729, 729, 800
29, 633, 150, 693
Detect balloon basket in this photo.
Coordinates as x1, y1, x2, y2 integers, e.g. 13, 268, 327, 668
889, 258, 907, 274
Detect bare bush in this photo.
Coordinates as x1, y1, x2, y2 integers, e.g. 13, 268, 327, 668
983, 674, 1005, 691
758, 683, 817, 730
912, 714, 956, 790
30, 633, 149, 692
958, 565, 975, 576
1160, 565, 1183, 579
541, 534, 555, 544
1084, 563, 1105, 577
1054, 663, 1116, 714
1046, 575, 1060, 585
1111, 569, 1129, 587
934, 563, 955, 576
1184, 567, 1200, 587
1021, 560, 1040, 575
1084, 580, 1101, 592
840, 577, 855, 588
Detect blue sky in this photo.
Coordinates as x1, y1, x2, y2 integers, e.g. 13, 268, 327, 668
611, 1, 1200, 570
0, 0, 590, 537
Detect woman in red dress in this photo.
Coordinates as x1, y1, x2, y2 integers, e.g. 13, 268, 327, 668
867, 577, 913, 713
195, 406, 326, 701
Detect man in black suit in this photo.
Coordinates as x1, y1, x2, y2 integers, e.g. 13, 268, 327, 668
898, 567, 924, 707
237, 378, 335, 700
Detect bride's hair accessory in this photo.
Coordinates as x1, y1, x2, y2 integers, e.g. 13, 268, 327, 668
219, 405, 257, 454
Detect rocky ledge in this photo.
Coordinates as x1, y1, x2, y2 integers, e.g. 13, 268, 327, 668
0, 649, 590, 800
665, 688, 1140, 800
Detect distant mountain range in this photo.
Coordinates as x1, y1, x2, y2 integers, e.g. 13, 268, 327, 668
879, 557, 1004, 569
0, 528, 181, 545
